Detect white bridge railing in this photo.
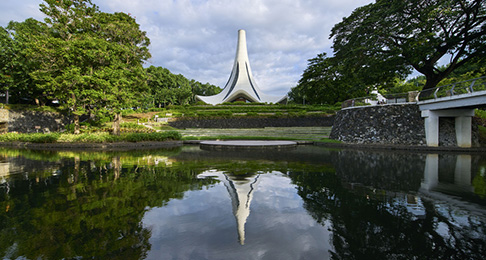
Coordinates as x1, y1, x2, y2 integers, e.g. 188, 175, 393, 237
342, 76, 486, 109
422, 76, 486, 99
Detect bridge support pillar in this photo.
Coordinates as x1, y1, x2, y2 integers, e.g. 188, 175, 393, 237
422, 111, 439, 147
421, 109, 475, 147
455, 116, 472, 148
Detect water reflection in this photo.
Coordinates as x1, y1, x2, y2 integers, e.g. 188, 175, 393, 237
423, 154, 472, 192
0, 146, 485, 259
199, 171, 260, 245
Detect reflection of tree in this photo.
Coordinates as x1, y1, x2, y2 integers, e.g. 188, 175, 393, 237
473, 173, 486, 199
330, 150, 425, 192
289, 169, 486, 259
0, 156, 215, 259
473, 158, 486, 199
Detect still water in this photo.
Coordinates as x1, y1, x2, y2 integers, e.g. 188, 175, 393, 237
0, 145, 485, 259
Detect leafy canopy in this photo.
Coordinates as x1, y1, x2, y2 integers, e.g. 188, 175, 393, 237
291, 0, 486, 104
331, 0, 486, 90
23, 0, 151, 133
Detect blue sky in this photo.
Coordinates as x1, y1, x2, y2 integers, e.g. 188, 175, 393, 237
0, 0, 373, 96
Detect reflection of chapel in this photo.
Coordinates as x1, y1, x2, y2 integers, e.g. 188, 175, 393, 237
199, 171, 260, 245
196, 30, 287, 105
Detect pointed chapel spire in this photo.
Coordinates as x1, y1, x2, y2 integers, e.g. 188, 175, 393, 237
196, 30, 287, 105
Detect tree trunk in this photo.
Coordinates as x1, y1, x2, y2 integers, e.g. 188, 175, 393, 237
113, 113, 122, 136
73, 114, 80, 134
112, 156, 121, 180
419, 74, 444, 99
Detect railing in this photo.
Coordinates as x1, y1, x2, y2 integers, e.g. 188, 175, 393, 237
419, 76, 486, 100
342, 91, 419, 109
342, 76, 486, 108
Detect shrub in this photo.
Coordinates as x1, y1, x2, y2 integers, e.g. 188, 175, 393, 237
122, 131, 181, 142
476, 109, 486, 120
183, 111, 197, 117
120, 122, 146, 129
0, 133, 60, 143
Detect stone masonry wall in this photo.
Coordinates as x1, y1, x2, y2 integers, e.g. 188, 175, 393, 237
330, 104, 479, 146
3, 109, 71, 133
330, 104, 425, 145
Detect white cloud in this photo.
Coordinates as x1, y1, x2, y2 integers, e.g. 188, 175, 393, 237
142, 171, 332, 259
1, 0, 373, 96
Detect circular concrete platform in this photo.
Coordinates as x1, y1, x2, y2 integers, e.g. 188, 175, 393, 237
200, 140, 297, 150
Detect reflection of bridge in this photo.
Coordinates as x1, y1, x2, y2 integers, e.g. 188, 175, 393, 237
421, 154, 473, 193
420, 154, 486, 215
418, 77, 486, 147
420, 153, 486, 217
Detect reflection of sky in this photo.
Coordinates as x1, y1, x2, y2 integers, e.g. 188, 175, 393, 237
142, 171, 331, 260
389, 194, 485, 241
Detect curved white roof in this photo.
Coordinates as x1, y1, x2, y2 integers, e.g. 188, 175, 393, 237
196, 30, 287, 105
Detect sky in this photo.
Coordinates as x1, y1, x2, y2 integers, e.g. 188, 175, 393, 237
0, 0, 374, 96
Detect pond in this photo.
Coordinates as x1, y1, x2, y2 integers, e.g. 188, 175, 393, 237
0, 145, 485, 259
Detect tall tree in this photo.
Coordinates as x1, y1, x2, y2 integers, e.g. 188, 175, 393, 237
146, 66, 192, 107
330, 0, 486, 92
29, 0, 150, 134
0, 27, 14, 104
1, 19, 49, 105
94, 12, 151, 135
190, 80, 222, 103
289, 53, 366, 105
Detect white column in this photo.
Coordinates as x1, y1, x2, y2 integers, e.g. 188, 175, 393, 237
422, 110, 439, 147
455, 116, 472, 148
421, 154, 439, 191
455, 155, 473, 192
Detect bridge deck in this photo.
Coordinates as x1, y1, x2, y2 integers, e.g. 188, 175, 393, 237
418, 90, 486, 111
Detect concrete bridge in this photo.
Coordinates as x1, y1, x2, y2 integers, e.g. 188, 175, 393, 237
417, 76, 486, 147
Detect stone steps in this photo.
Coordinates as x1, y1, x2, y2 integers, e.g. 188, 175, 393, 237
177, 127, 331, 140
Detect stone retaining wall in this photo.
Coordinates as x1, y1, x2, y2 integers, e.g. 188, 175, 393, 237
168, 116, 334, 129
0, 109, 71, 133
330, 104, 480, 146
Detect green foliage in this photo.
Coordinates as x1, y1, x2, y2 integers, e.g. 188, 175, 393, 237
478, 125, 486, 145
146, 66, 192, 107
220, 101, 262, 106
123, 131, 181, 142
120, 122, 147, 129
150, 104, 339, 119
0, 130, 181, 143
0, 152, 214, 259
190, 80, 222, 103
0, 132, 60, 143
328, 0, 486, 94
476, 109, 486, 120
289, 53, 367, 105
146, 66, 221, 108
1, 19, 50, 105
3, 0, 151, 134
380, 77, 423, 95
196, 110, 233, 118
472, 172, 486, 199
